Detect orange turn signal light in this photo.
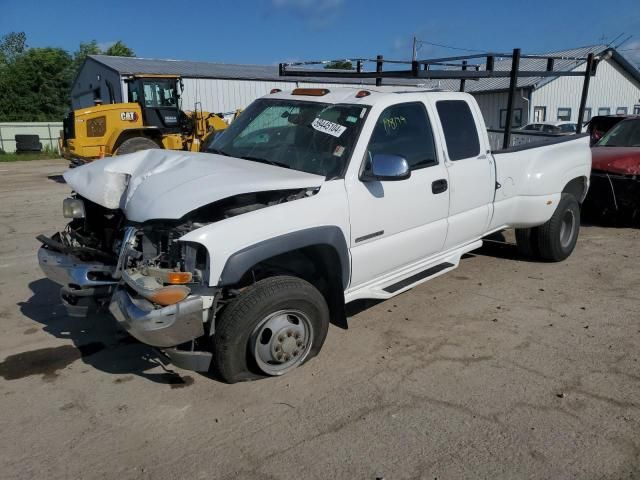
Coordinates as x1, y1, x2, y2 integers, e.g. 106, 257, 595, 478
167, 271, 193, 284
292, 88, 329, 96
149, 285, 190, 306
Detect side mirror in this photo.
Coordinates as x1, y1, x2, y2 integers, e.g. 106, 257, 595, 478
361, 154, 411, 181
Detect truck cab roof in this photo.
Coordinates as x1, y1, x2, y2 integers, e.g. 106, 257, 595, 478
268, 86, 458, 106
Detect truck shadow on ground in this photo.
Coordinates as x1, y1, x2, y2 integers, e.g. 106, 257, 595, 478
14, 278, 194, 386
471, 232, 535, 262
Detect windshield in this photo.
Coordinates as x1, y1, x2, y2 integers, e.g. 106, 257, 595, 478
207, 99, 369, 178
141, 80, 178, 107
558, 123, 576, 133
597, 119, 640, 147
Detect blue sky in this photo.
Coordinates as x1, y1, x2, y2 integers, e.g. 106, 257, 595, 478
1, 0, 639, 66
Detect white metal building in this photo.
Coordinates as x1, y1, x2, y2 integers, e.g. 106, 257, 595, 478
430, 45, 640, 129
72, 45, 640, 129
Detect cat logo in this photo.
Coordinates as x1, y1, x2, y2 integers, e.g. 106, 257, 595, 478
120, 111, 138, 122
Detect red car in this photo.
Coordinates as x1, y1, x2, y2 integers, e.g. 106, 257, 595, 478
584, 117, 640, 225
587, 115, 633, 146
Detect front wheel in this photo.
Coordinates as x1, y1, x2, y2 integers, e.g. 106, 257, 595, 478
536, 193, 581, 262
114, 136, 160, 155
213, 276, 330, 383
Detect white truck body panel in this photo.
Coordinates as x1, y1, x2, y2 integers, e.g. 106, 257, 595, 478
180, 180, 352, 287
59, 87, 591, 296
490, 135, 591, 229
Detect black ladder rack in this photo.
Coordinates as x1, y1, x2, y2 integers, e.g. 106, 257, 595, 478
279, 48, 604, 149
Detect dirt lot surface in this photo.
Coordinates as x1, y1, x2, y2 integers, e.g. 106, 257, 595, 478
0, 159, 639, 479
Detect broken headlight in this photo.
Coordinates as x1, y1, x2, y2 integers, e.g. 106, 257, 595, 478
63, 197, 86, 219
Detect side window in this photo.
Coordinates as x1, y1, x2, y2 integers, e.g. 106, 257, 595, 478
367, 102, 437, 170
436, 100, 481, 160
557, 108, 571, 121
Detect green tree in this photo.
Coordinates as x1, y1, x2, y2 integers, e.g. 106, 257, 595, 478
0, 34, 135, 121
72, 40, 134, 72
324, 60, 353, 70
73, 40, 101, 71
0, 48, 73, 121
0, 31, 27, 65
104, 41, 135, 57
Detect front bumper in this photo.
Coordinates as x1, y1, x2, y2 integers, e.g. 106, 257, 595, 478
583, 171, 640, 222
38, 246, 116, 288
38, 233, 214, 372
38, 246, 117, 316
109, 287, 213, 371
108, 287, 206, 348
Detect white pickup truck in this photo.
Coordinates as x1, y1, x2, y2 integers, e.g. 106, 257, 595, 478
38, 86, 591, 383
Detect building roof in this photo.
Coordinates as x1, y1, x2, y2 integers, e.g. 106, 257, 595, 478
87, 55, 421, 86
88, 45, 640, 93
426, 45, 640, 93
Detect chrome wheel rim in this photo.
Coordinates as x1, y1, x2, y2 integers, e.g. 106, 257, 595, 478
251, 310, 313, 376
559, 209, 576, 249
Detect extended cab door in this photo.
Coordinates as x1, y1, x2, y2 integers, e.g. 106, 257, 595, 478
432, 97, 495, 249
347, 101, 450, 287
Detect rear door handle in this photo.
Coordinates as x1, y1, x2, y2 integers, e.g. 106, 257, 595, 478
432, 179, 448, 194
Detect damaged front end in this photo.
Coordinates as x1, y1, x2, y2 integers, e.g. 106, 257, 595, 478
38, 186, 317, 372
583, 170, 640, 225
37, 196, 123, 316
107, 224, 216, 371
38, 194, 217, 370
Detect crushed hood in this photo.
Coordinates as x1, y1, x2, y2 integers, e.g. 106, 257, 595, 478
63, 150, 325, 222
591, 147, 640, 176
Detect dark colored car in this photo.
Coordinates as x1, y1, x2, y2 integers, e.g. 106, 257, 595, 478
587, 115, 634, 146
584, 117, 640, 225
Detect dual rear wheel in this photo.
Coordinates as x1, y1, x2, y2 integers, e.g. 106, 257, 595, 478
515, 193, 580, 262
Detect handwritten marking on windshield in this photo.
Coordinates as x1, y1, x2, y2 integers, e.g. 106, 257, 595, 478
383, 116, 407, 133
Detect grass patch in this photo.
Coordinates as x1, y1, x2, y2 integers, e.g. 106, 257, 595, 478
0, 147, 61, 162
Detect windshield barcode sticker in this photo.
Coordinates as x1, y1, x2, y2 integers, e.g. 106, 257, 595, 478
312, 118, 347, 137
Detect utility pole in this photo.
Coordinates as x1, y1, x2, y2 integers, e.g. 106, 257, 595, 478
412, 36, 418, 61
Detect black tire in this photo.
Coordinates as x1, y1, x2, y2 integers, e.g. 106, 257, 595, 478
515, 227, 539, 259
213, 276, 330, 383
15, 141, 42, 152
14, 134, 39, 144
115, 136, 160, 155
536, 193, 580, 262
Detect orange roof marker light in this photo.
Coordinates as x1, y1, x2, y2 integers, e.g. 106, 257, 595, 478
270, 88, 282, 94
355, 90, 371, 98
292, 88, 330, 96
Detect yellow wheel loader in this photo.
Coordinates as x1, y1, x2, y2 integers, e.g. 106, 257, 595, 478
60, 75, 234, 166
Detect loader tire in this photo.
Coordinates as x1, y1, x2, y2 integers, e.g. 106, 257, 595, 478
15, 142, 42, 153
536, 193, 580, 262
14, 134, 40, 144
115, 137, 160, 155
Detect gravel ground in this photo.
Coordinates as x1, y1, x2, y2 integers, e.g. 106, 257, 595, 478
0, 159, 639, 479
